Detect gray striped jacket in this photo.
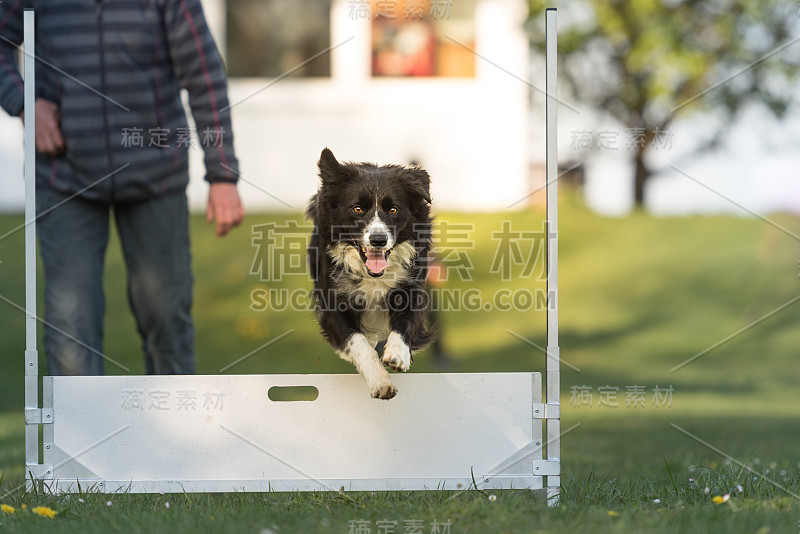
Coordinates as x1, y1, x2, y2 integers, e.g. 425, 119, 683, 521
0, 0, 239, 203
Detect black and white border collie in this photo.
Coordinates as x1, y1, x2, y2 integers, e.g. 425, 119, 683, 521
307, 148, 436, 399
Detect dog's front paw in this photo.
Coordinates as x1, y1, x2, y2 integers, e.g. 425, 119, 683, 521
370, 378, 398, 400
382, 333, 412, 372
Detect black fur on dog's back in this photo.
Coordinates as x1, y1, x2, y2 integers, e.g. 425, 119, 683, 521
307, 148, 436, 353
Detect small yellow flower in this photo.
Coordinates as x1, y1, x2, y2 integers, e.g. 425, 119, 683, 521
712, 494, 730, 504
32, 506, 57, 519
1, 504, 15, 514
21, 504, 27, 509
607, 510, 619, 517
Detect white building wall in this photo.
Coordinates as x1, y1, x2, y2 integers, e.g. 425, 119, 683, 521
187, 0, 531, 213
0, 0, 532, 213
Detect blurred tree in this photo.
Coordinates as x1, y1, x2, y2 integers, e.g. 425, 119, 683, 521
529, 1, 800, 206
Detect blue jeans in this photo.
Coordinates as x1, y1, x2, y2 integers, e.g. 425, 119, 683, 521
36, 188, 195, 375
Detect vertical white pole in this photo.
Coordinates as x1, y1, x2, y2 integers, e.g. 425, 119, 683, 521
23, 8, 39, 490
545, 7, 560, 507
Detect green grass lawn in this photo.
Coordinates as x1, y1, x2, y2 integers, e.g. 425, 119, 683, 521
1, 193, 799, 532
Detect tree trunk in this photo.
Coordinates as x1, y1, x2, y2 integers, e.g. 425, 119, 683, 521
633, 145, 648, 207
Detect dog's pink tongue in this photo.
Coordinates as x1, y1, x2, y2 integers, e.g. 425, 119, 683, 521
366, 251, 388, 274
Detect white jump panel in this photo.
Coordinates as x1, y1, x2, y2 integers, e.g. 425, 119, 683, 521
42, 373, 542, 493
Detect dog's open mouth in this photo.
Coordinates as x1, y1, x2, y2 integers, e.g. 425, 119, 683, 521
358, 245, 392, 277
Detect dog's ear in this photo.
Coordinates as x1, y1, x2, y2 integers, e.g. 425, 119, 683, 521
318, 148, 347, 184
404, 168, 432, 204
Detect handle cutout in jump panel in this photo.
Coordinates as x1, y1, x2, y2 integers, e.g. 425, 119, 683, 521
268, 386, 319, 402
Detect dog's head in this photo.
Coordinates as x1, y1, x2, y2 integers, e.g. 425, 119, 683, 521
314, 148, 432, 278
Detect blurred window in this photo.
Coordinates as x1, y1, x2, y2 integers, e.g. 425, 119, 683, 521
371, 0, 476, 77
226, 0, 333, 78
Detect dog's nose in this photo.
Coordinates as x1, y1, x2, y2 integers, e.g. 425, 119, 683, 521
369, 233, 388, 248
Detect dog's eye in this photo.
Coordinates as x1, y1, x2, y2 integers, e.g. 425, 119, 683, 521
389, 206, 398, 214
352, 206, 363, 214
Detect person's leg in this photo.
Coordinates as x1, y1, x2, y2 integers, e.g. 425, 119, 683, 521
114, 194, 195, 374
37, 188, 109, 376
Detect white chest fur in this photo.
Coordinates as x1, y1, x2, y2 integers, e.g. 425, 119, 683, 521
360, 308, 391, 347
354, 275, 394, 347
327, 240, 418, 348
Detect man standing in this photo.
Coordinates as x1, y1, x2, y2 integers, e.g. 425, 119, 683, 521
0, 0, 244, 375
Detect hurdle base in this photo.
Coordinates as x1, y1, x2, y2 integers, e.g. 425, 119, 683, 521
29, 373, 559, 496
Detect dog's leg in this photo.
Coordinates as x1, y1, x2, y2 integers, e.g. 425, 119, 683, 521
382, 331, 412, 372
338, 333, 397, 399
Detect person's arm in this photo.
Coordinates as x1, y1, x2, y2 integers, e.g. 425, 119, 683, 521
162, 0, 243, 236
0, 1, 25, 118
1, 4, 64, 155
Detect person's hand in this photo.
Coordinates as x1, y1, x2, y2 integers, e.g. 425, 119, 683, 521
20, 98, 65, 156
206, 182, 244, 237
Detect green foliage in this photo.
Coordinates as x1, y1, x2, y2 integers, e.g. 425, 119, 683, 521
528, 1, 800, 203
530, 0, 798, 124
